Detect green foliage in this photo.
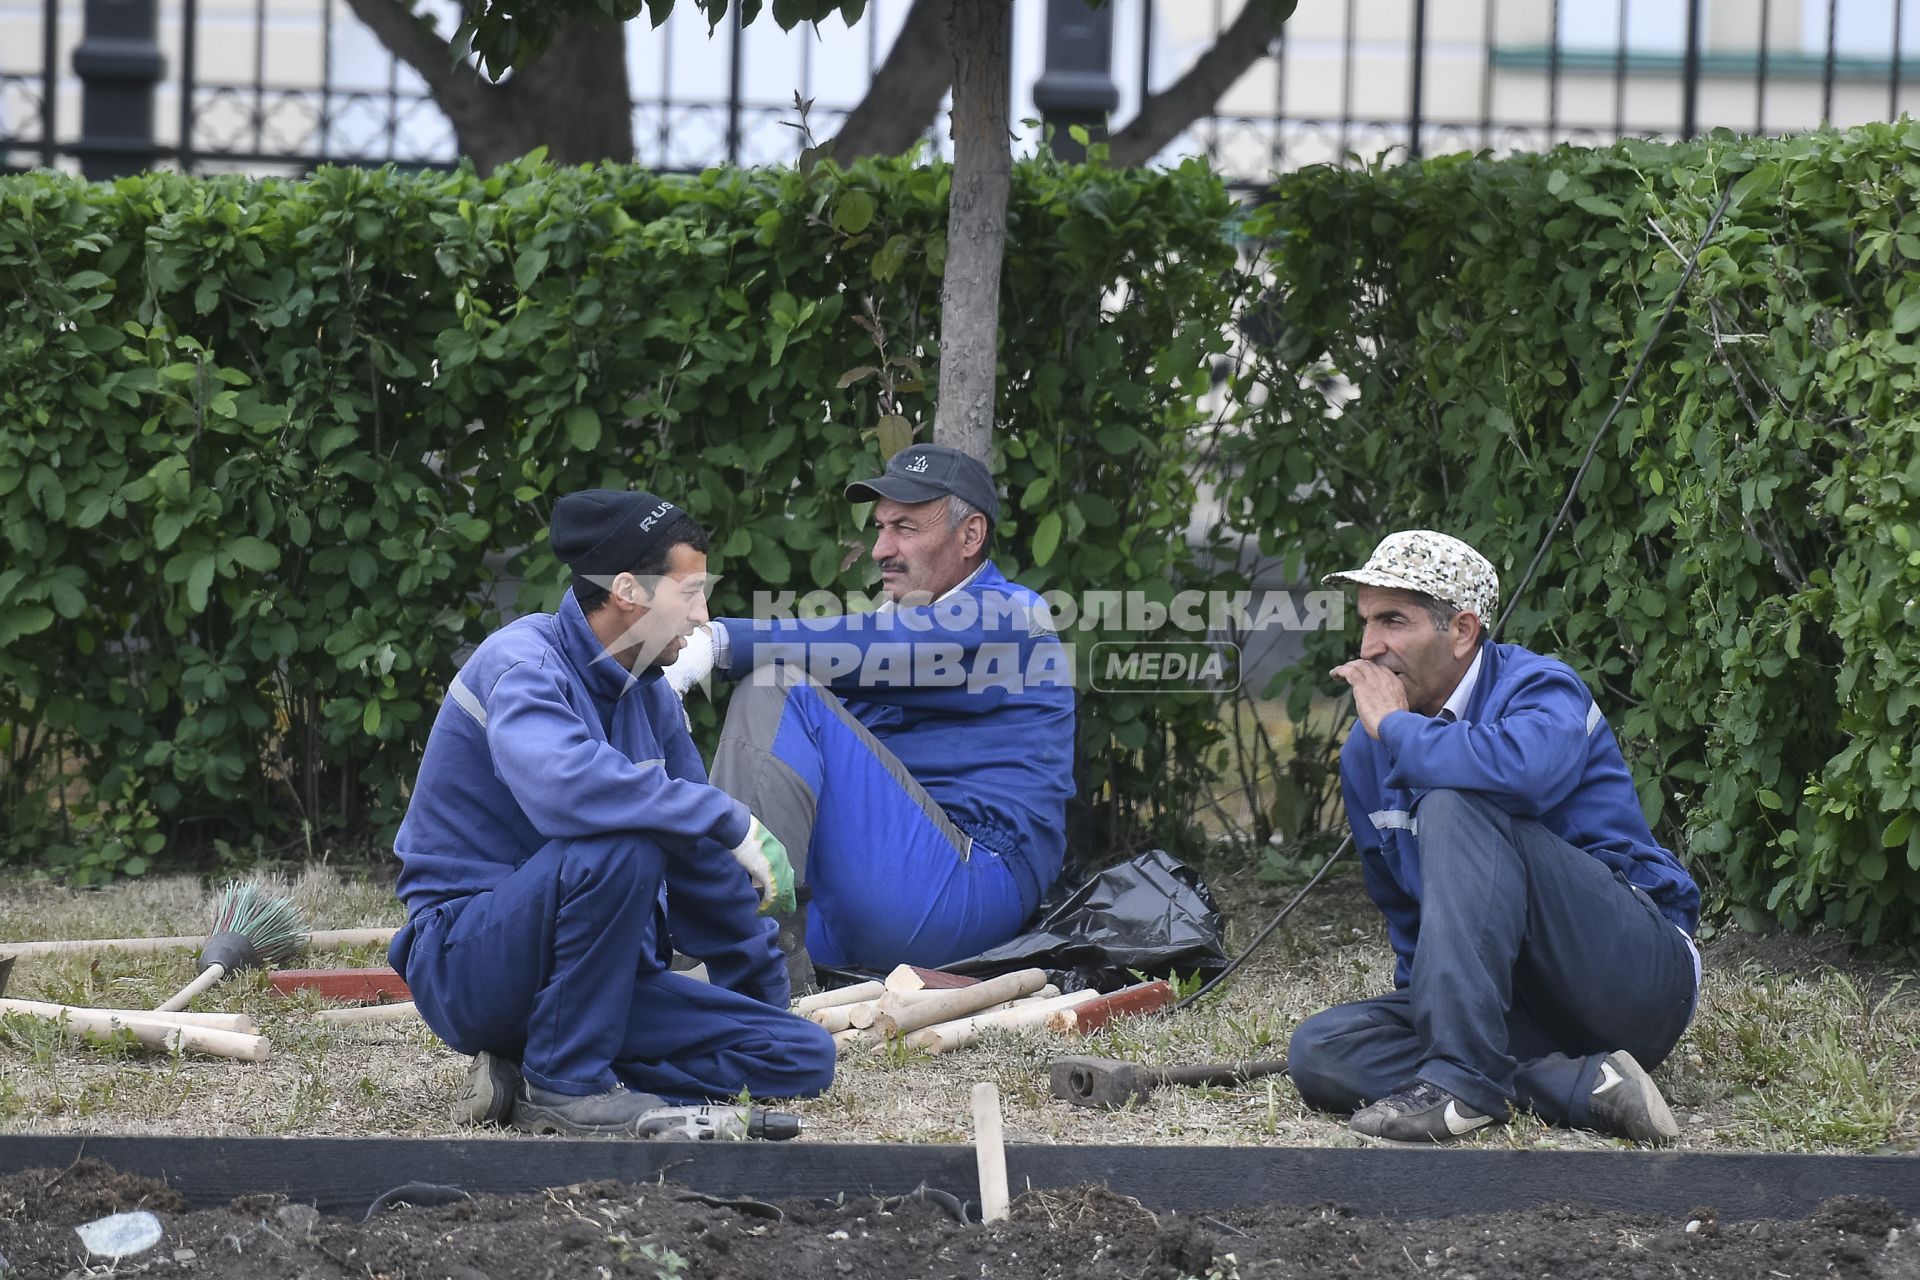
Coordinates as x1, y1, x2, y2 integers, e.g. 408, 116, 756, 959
453, 0, 870, 79
0, 153, 1237, 873
1233, 122, 1920, 943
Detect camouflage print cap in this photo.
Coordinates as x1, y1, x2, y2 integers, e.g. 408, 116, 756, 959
1322, 530, 1500, 621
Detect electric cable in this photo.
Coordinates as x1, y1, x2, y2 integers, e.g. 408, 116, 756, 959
1176, 178, 1739, 1011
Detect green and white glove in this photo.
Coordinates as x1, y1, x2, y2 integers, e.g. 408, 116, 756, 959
730, 815, 796, 916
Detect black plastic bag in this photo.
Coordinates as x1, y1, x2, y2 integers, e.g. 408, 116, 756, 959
939, 848, 1229, 992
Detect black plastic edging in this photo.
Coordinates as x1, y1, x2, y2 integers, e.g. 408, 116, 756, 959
1, 1136, 1916, 1221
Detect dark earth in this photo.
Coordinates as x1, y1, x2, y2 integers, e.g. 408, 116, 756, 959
2, 1159, 1917, 1279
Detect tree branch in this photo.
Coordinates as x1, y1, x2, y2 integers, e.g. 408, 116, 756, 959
823, 0, 954, 162
1106, 0, 1282, 167
338, 0, 501, 135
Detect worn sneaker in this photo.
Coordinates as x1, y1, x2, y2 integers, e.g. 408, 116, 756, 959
1350, 1081, 1496, 1145
511, 1081, 672, 1137
1587, 1050, 1679, 1145
452, 1051, 520, 1127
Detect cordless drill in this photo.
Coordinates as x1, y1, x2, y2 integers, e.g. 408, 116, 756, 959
633, 1105, 802, 1141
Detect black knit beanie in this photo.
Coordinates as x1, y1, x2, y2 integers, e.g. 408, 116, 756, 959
550, 489, 684, 595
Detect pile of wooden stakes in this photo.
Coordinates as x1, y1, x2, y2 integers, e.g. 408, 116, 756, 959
0, 925, 404, 1064
794, 965, 1174, 1055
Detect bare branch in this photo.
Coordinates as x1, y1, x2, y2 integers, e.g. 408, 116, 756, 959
338, 0, 501, 137
823, 0, 954, 162
1106, 1, 1281, 168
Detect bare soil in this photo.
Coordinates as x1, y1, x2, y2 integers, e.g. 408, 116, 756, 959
2, 1158, 1917, 1280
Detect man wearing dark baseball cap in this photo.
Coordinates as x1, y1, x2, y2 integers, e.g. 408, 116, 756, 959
388, 487, 834, 1138
844, 444, 1001, 521
664, 443, 1075, 987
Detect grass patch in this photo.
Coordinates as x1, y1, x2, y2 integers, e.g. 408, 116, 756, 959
0, 868, 1913, 1152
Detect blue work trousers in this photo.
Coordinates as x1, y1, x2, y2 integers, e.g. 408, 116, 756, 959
711, 665, 1026, 970
1288, 788, 1697, 1127
393, 833, 835, 1103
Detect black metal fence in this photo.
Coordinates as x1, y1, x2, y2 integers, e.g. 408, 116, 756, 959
2, 0, 1916, 181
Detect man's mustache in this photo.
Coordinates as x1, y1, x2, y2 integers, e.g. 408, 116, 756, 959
877, 559, 907, 575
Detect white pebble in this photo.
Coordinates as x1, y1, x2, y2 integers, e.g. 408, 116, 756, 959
75, 1211, 164, 1259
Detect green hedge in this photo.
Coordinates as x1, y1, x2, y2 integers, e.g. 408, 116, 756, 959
1233, 123, 1920, 942
0, 154, 1239, 879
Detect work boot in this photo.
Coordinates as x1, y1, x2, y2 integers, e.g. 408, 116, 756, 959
511, 1081, 672, 1137
771, 905, 816, 998
1587, 1050, 1679, 1145
1349, 1080, 1497, 1145
451, 1051, 520, 1127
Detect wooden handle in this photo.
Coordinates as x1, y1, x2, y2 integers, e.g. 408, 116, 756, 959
1045, 980, 1174, 1036
0, 999, 255, 1034
793, 980, 886, 1017
1160, 1058, 1291, 1089
2, 926, 397, 960
873, 968, 1047, 1037
316, 1000, 418, 1026
883, 964, 981, 994
2, 1004, 269, 1061
154, 963, 227, 1014
905, 988, 1098, 1054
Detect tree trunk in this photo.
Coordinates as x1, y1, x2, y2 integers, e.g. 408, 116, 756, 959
824, 0, 954, 162
339, 0, 633, 172
931, 0, 1011, 465
502, 17, 637, 166
1105, 0, 1284, 168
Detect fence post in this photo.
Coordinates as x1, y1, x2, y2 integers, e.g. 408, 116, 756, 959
72, 0, 165, 178
1034, 0, 1117, 161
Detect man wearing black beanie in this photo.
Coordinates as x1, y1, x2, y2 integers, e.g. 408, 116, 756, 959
386, 488, 833, 1136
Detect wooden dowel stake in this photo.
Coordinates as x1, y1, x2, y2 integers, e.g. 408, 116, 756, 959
972, 1082, 1009, 1224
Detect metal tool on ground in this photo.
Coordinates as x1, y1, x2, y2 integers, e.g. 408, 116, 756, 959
1050, 1055, 1291, 1110
634, 1104, 801, 1141
155, 882, 308, 1014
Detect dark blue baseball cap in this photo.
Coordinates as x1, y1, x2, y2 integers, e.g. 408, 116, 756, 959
844, 444, 1000, 523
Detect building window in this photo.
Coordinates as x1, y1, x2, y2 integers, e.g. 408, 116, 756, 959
1559, 1, 1693, 54
1802, 0, 1920, 56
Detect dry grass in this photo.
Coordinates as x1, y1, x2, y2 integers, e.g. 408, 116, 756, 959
0, 867, 1915, 1153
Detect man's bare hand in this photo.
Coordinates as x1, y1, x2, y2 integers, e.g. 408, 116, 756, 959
1330, 659, 1411, 740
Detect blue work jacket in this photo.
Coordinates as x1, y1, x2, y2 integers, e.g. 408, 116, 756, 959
1341, 640, 1700, 989
715, 560, 1076, 916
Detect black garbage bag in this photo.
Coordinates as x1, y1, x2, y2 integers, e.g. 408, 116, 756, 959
938, 848, 1229, 992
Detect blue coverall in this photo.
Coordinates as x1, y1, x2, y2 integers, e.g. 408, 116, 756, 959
1288, 640, 1700, 1127
389, 591, 835, 1102
710, 560, 1077, 969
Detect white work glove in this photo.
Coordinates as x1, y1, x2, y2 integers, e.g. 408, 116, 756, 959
730, 816, 797, 915
662, 623, 717, 697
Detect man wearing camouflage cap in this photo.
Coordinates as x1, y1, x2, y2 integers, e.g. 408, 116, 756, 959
1288, 530, 1700, 1146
